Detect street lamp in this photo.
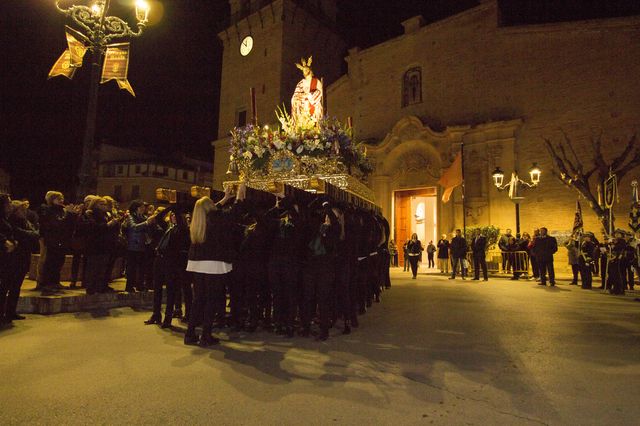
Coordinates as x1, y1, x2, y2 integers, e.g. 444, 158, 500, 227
54, 0, 151, 199
491, 163, 542, 236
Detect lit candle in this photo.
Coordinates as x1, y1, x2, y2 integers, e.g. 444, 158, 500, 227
250, 87, 257, 125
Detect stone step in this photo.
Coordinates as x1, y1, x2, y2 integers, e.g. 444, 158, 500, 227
17, 278, 153, 315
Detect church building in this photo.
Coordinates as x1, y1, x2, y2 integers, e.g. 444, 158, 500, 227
212, 0, 640, 255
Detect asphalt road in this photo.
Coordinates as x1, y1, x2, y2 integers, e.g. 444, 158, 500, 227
1, 269, 639, 425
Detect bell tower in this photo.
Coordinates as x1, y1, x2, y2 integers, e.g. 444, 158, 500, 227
212, 0, 346, 188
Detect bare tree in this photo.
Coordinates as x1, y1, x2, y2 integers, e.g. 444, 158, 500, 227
543, 130, 640, 232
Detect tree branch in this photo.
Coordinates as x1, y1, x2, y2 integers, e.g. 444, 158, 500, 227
611, 133, 637, 172
560, 128, 583, 173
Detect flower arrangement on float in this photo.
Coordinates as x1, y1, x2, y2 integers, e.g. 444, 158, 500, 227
228, 107, 373, 179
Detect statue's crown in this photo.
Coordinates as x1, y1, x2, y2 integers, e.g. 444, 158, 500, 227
295, 56, 313, 71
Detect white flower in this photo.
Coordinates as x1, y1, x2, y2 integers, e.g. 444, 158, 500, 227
242, 151, 253, 160
296, 145, 304, 154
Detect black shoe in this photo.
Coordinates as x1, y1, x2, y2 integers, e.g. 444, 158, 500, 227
483, 278, 488, 281
144, 316, 162, 325
569, 282, 577, 285
199, 334, 220, 347
538, 282, 546, 286
11, 314, 26, 320
550, 282, 555, 287
160, 321, 172, 329
472, 278, 479, 281
136, 287, 147, 293
184, 333, 199, 346
448, 277, 455, 280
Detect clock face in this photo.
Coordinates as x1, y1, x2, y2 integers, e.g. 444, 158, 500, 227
240, 36, 253, 56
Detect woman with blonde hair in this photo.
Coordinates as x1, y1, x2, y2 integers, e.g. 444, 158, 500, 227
184, 185, 245, 346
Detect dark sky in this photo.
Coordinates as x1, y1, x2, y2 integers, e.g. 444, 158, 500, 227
1, 0, 638, 201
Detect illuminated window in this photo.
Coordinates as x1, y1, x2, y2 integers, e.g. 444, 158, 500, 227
402, 67, 422, 107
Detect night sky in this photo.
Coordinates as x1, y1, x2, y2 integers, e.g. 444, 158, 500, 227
1, 0, 638, 202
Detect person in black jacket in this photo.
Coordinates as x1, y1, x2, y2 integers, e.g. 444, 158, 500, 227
579, 233, 596, 289
4, 201, 39, 321
184, 185, 244, 347
82, 197, 123, 295
268, 197, 304, 337
406, 233, 423, 279
300, 198, 339, 341
449, 229, 467, 280
437, 235, 450, 275
38, 191, 79, 295
145, 207, 191, 327
531, 227, 557, 286
471, 229, 488, 281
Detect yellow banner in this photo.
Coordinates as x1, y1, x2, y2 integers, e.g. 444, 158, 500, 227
47, 49, 76, 79
65, 26, 89, 67
101, 43, 135, 97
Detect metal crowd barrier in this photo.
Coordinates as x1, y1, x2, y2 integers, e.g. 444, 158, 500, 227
465, 250, 530, 276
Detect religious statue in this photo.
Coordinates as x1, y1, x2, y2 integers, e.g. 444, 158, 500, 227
291, 56, 323, 125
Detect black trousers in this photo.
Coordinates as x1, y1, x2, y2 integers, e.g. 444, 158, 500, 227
70, 251, 86, 285
570, 264, 580, 284
232, 259, 264, 327
538, 260, 555, 284
269, 258, 300, 330
451, 257, 466, 278
408, 256, 419, 277
84, 254, 109, 293
473, 254, 488, 280
125, 250, 145, 291
151, 256, 179, 320
41, 246, 66, 288
530, 256, 539, 278
580, 263, 592, 289
427, 253, 434, 268
334, 258, 352, 322
0, 264, 27, 319
301, 256, 335, 333
187, 272, 227, 336
367, 254, 381, 302
173, 269, 192, 318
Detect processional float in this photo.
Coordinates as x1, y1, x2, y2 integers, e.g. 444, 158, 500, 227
223, 56, 379, 212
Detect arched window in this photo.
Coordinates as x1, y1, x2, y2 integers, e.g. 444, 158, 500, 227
402, 67, 422, 107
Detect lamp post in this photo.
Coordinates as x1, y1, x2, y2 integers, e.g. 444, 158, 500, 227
491, 163, 542, 236
54, 0, 150, 199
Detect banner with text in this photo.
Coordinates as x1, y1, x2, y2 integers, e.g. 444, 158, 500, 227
101, 43, 135, 97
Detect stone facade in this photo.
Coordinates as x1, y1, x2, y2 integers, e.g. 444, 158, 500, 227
327, 1, 640, 239
213, 0, 640, 248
